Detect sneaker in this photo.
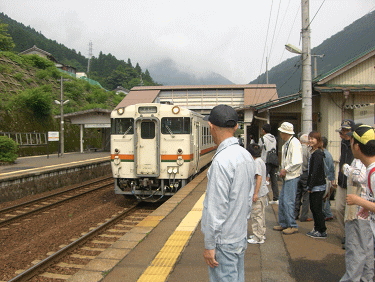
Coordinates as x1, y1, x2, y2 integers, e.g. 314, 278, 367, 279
248, 238, 265, 244
306, 229, 315, 236
273, 225, 286, 231
325, 217, 334, 221
269, 200, 279, 205
282, 227, 298, 235
306, 230, 327, 238
249, 235, 266, 240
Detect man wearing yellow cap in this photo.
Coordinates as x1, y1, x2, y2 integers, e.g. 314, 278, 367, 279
345, 124, 375, 282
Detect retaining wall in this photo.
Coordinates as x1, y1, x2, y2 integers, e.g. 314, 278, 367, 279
0, 161, 111, 203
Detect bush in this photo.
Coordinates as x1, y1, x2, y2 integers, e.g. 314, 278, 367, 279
14, 72, 24, 80
0, 64, 11, 73
13, 86, 53, 119
0, 136, 18, 163
1, 51, 26, 65
23, 54, 55, 69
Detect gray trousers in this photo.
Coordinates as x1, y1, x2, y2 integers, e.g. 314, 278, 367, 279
335, 185, 347, 238
340, 219, 374, 282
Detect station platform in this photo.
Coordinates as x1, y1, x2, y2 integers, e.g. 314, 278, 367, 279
70, 170, 345, 282
0, 151, 109, 177
1, 153, 347, 281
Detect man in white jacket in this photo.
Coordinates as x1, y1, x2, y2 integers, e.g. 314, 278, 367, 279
273, 122, 303, 235
259, 124, 279, 204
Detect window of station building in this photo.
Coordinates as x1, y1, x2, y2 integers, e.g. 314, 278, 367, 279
111, 118, 134, 134
161, 117, 190, 134
141, 121, 155, 139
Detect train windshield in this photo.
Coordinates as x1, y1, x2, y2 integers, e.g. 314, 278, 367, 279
161, 117, 190, 134
111, 118, 134, 134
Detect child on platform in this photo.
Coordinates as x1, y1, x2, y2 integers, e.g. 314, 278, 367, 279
346, 125, 375, 229
345, 125, 375, 282
247, 144, 269, 244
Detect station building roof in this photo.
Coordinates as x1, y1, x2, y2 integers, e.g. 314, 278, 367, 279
114, 84, 278, 111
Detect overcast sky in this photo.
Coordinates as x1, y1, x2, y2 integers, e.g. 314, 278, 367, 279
1, 1, 374, 84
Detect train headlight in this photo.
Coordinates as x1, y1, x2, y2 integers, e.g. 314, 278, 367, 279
172, 106, 180, 114
177, 156, 184, 166
177, 148, 183, 154
117, 107, 125, 115
114, 155, 121, 165
167, 166, 179, 174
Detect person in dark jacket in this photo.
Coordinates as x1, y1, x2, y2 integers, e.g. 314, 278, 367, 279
335, 119, 355, 245
294, 133, 312, 222
258, 124, 279, 204
306, 131, 327, 238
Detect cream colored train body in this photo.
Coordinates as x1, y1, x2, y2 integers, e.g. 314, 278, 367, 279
111, 103, 216, 201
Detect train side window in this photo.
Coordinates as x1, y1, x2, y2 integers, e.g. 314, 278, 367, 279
161, 117, 191, 134
141, 121, 155, 139
111, 118, 134, 134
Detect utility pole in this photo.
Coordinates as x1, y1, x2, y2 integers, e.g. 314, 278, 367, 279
266, 57, 269, 84
312, 54, 325, 78
59, 77, 64, 157
55, 77, 70, 157
87, 41, 93, 78
301, 0, 312, 134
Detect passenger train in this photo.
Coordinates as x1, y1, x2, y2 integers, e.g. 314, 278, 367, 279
110, 103, 216, 201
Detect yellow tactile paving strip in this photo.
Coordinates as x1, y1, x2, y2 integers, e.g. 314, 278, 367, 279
67, 170, 207, 282
137, 194, 205, 282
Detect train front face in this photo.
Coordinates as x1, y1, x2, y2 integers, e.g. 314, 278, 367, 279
110, 103, 193, 201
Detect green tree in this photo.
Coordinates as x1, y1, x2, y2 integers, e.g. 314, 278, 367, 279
0, 136, 18, 163
0, 22, 15, 51
135, 63, 142, 74
13, 86, 53, 120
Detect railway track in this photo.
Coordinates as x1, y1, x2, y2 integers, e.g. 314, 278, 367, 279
0, 175, 113, 228
8, 203, 155, 282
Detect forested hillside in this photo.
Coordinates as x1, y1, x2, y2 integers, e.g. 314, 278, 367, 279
251, 10, 375, 97
0, 51, 123, 129
0, 12, 159, 90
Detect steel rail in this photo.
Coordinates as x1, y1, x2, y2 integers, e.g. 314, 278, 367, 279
0, 175, 112, 214
0, 178, 113, 228
8, 204, 139, 282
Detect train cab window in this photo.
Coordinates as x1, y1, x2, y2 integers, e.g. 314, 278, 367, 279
111, 118, 134, 134
161, 117, 190, 134
141, 121, 155, 139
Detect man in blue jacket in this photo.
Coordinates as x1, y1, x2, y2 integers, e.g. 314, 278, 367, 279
202, 105, 255, 282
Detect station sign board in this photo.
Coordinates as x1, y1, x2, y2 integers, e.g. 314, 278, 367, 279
85, 124, 111, 128
48, 131, 59, 141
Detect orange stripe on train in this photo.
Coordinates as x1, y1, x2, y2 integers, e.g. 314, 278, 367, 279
111, 154, 193, 161
111, 154, 134, 160
161, 154, 193, 161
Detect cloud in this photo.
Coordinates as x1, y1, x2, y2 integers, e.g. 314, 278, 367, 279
1, 0, 373, 84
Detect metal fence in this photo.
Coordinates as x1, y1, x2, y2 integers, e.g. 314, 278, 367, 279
0, 132, 47, 146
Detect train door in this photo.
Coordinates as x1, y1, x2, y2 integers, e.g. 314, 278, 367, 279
134, 117, 160, 177
193, 120, 200, 173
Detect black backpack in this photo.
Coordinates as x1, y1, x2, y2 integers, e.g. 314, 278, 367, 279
261, 137, 279, 167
